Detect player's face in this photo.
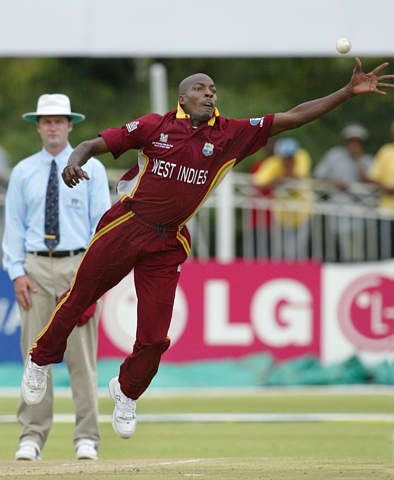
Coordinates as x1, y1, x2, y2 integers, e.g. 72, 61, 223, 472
180, 77, 217, 126
37, 116, 72, 151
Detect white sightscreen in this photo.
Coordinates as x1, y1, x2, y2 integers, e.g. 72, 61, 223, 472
1, 0, 393, 57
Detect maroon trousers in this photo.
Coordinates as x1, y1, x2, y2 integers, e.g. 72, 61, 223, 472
31, 201, 189, 399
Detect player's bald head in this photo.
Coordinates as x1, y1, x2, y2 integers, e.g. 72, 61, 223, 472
178, 73, 217, 126
178, 73, 214, 95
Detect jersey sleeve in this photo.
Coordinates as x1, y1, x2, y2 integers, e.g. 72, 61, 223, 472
100, 113, 162, 159
227, 113, 274, 165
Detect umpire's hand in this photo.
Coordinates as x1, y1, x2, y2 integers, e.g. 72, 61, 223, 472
13, 275, 38, 310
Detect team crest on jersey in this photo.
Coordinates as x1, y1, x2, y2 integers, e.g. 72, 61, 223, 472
160, 133, 168, 143
126, 121, 139, 133
202, 142, 214, 156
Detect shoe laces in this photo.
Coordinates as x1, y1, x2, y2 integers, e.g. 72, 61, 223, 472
25, 358, 48, 389
115, 388, 136, 422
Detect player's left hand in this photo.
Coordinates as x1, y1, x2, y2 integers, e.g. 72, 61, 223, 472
62, 164, 90, 188
350, 58, 394, 96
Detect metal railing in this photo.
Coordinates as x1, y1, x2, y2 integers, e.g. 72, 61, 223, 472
1, 173, 392, 263
186, 173, 394, 262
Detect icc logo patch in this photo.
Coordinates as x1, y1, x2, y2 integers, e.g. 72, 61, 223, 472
249, 118, 261, 126
202, 142, 214, 156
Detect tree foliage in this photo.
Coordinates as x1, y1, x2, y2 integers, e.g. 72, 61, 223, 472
0, 56, 393, 171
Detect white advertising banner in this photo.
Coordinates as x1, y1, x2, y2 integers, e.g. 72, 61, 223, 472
322, 260, 394, 365
1, 0, 394, 56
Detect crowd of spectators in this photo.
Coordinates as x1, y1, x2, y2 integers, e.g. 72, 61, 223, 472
251, 121, 394, 261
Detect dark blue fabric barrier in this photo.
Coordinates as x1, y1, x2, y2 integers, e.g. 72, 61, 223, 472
0, 269, 21, 362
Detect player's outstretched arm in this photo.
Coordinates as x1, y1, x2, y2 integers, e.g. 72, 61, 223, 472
62, 137, 109, 188
270, 58, 394, 136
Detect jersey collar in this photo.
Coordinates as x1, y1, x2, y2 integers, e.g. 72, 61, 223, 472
176, 103, 219, 126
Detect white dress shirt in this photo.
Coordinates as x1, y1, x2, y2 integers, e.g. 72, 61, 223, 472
2, 144, 111, 280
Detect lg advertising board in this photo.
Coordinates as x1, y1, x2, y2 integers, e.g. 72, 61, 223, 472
1, 261, 393, 365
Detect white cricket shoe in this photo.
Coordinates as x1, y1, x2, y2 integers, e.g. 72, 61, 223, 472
21, 355, 49, 405
15, 440, 41, 461
108, 377, 136, 439
75, 439, 98, 460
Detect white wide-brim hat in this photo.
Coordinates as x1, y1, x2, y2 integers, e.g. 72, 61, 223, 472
341, 123, 368, 141
22, 93, 85, 124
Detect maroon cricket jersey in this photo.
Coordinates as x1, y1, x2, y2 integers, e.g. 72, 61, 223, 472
100, 106, 274, 227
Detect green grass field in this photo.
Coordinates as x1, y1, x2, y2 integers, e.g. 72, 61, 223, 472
0, 391, 393, 479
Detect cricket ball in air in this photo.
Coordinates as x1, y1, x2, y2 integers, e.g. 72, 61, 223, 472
336, 37, 352, 54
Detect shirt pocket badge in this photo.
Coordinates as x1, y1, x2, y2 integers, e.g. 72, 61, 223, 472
69, 197, 82, 210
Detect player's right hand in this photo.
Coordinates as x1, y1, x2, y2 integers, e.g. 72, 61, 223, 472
13, 275, 38, 310
62, 164, 90, 188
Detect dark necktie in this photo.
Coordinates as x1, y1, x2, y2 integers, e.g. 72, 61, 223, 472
44, 159, 60, 250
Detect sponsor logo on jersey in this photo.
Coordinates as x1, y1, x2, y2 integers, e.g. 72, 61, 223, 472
152, 132, 173, 149
126, 121, 139, 133
152, 141, 173, 149
202, 142, 214, 156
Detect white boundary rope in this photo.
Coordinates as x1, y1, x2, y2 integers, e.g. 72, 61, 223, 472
1, 412, 394, 424
1, 385, 394, 398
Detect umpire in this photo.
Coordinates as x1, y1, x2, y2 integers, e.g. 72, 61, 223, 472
2, 94, 111, 460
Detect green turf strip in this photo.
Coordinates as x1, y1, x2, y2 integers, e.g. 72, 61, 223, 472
0, 423, 393, 479
1, 422, 394, 460
2, 394, 393, 479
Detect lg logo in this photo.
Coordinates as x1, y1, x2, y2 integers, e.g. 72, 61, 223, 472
205, 279, 313, 347
101, 273, 314, 354
338, 274, 394, 352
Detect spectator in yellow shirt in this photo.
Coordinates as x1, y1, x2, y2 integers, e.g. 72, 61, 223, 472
369, 120, 394, 213
253, 137, 310, 190
252, 138, 312, 259
368, 121, 394, 259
